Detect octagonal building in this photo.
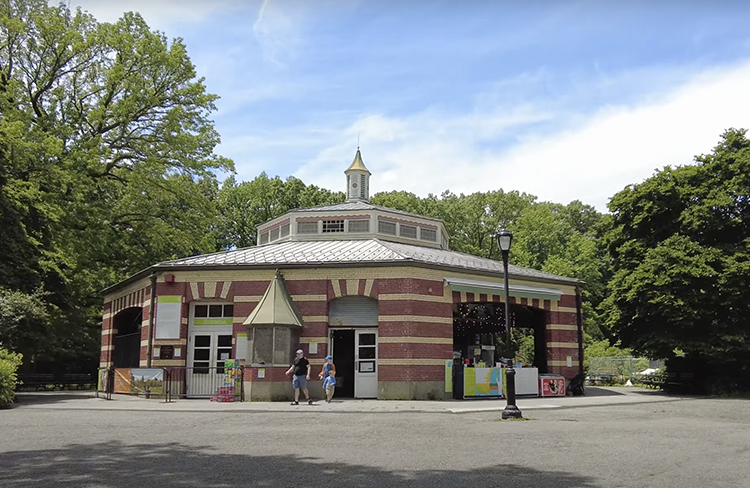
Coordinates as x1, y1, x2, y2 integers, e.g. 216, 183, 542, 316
101, 150, 583, 401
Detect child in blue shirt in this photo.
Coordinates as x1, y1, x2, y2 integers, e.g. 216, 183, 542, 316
323, 370, 336, 403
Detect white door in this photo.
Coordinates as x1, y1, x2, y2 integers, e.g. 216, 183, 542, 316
354, 329, 378, 398
187, 332, 233, 397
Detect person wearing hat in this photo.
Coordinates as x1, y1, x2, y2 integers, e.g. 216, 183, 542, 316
319, 355, 337, 403
319, 355, 336, 381
285, 349, 312, 405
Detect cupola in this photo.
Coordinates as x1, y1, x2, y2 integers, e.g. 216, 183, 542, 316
345, 149, 371, 202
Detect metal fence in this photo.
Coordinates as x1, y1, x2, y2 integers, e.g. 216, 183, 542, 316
95, 366, 244, 402
586, 357, 664, 385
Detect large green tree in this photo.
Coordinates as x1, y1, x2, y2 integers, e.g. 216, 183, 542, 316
602, 129, 750, 361
0, 0, 231, 369
214, 174, 344, 249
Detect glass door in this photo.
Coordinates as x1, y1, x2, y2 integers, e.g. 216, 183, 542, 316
354, 329, 378, 398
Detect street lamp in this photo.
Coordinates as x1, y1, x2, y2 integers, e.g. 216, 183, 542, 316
496, 228, 522, 420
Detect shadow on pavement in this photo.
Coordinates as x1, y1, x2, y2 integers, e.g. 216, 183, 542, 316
12, 391, 98, 406
581, 386, 625, 397
0, 441, 600, 488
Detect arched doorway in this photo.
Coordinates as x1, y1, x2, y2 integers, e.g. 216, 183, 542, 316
328, 296, 379, 398
112, 307, 143, 368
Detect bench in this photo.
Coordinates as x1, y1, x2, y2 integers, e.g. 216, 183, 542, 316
640, 373, 666, 389
586, 373, 615, 386
17, 373, 95, 391
17, 374, 56, 391
663, 372, 695, 393
59, 374, 95, 390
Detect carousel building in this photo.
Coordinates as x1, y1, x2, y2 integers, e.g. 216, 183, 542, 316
100, 150, 583, 401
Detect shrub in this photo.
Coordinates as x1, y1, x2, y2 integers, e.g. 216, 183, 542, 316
0, 348, 23, 408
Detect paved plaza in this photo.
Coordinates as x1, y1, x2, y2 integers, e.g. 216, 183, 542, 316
1, 387, 749, 488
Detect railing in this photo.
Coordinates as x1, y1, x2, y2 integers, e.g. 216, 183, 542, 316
95, 366, 244, 402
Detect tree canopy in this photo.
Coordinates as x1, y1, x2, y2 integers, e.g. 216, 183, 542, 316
601, 128, 750, 361
0, 0, 231, 369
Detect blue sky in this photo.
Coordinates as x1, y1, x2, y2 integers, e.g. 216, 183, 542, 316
71, 0, 750, 211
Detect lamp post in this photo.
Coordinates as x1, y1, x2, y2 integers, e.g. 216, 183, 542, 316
496, 228, 522, 419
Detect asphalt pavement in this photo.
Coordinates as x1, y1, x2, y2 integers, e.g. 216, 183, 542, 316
1, 387, 749, 488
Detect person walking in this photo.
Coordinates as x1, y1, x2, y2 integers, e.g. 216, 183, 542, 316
323, 370, 336, 403
286, 349, 312, 405
318, 355, 336, 382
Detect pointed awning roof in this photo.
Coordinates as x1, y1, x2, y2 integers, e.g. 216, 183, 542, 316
243, 271, 304, 327
345, 149, 371, 174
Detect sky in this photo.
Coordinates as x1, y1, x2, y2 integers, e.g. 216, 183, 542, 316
67, 0, 750, 212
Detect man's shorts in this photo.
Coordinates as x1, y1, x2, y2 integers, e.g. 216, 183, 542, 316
292, 375, 307, 389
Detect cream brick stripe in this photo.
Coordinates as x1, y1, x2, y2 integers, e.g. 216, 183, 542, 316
234, 295, 262, 302
364, 279, 374, 297
558, 306, 577, 313
101, 329, 116, 336
103, 312, 113, 320
547, 324, 577, 331
101, 345, 114, 352
332, 279, 342, 298
190, 282, 200, 300
220, 281, 232, 299
304, 316, 329, 322
235, 294, 327, 303
153, 339, 187, 345
150, 360, 185, 366
549, 360, 577, 367
181, 318, 188, 324
379, 359, 446, 366
346, 279, 358, 296
299, 337, 328, 343
378, 315, 453, 324
548, 342, 579, 348
379, 337, 452, 344
378, 294, 447, 302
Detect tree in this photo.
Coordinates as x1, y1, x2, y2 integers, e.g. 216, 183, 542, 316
0, 0, 231, 370
214, 174, 344, 249
602, 129, 750, 362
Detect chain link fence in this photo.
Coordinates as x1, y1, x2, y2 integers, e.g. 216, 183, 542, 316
586, 357, 664, 385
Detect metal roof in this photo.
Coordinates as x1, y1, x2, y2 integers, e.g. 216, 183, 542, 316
158, 238, 580, 285
292, 200, 444, 223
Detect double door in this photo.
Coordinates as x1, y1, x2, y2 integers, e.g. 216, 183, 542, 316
187, 331, 233, 397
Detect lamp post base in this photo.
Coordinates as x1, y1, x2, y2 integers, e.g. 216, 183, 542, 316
501, 405, 523, 419
502, 366, 523, 419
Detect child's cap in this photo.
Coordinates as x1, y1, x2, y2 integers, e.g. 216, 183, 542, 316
325, 355, 333, 360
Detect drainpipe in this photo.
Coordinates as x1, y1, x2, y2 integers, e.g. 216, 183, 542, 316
575, 285, 584, 374
146, 272, 157, 368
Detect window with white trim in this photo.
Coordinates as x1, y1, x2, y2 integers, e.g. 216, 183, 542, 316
348, 219, 369, 232
420, 228, 437, 242
297, 221, 318, 234
400, 224, 417, 239
378, 220, 396, 235
322, 220, 344, 233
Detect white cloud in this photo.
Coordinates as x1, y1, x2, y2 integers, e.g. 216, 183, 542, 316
294, 61, 750, 212
67, 0, 239, 28
253, 0, 308, 67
